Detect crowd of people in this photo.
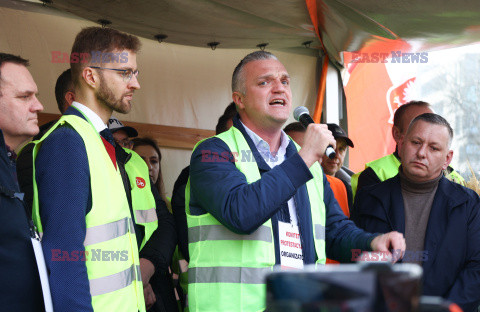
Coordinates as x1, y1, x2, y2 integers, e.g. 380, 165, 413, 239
0, 25, 479, 312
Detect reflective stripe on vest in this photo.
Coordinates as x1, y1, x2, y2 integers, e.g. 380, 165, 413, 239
30, 115, 146, 312
135, 208, 157, 223
84, 217, 135, 246
188, 267, 270, 284
89, 264, 142, 296
186, 126, 326, 312
188, 224, 272, 243
124, 148, 158, 250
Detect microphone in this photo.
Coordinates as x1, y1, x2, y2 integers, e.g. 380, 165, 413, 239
293, 106, 336, 159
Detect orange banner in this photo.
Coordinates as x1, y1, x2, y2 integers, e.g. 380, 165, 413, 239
343, 39, 412, 172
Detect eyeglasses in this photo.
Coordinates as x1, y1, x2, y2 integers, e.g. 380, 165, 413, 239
90, 66, 139, 82
115, 138, 134, 149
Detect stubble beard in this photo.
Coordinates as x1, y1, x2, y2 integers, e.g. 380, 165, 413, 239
95, 74, 131, 114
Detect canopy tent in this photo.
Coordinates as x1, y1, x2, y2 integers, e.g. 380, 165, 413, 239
3, 0, 480, 189
25, 0, 480, 64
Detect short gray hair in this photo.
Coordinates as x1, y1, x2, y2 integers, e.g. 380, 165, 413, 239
232, 51, 278, 94
408, 113, 453, 147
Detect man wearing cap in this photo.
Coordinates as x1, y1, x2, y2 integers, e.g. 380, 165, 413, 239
321, 123, 355, 212
107, 116, 178, 312
284, 122, 354, 215
108, 116, 137, 149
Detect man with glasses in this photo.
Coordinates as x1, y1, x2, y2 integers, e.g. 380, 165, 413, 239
108, 116, 137, 149
28, 27, 151, 311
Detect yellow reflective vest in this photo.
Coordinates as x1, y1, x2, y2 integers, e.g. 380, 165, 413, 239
123, 148, 158, 250
186, 126, 326, 312
352, 153, 465, 197
31, 115, 146, 312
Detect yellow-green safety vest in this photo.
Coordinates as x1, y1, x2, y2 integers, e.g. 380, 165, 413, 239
185, 126, 326, 312
123, 148, 158, 250
351, 154, 401, 197
31, 115, 146, 312
351, 153, 465, 197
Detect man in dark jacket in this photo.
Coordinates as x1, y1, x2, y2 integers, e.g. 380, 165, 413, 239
0, 53, 45, 311
352, 113, 480, 312
187, 51, 406, 312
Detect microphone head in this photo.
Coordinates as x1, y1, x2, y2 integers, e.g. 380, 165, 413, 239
293, 106, 310, 121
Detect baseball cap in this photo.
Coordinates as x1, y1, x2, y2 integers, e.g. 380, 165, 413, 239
327, 123, 354, 148
108, 117, 138, 138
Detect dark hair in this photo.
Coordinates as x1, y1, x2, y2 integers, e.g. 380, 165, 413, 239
0, 53, 29, 94
232, 50, 277, 93
132, 137, 167, 203
215, 102, 237, 135
408, 113, 453, 146
70, 27, 141, 87
284, 122, 306, 134
55, 69, 73, 113
393, 100, 430, 131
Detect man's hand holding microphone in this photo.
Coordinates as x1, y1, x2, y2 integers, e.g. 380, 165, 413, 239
294, 106, 337, 168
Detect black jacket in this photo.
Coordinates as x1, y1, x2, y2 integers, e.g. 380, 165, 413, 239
0, 130, 44, 311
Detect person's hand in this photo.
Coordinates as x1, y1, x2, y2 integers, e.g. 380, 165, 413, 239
370, 231, 406, 263
298, 124, 336, 168
140, 258, 155, 287
143, 282, 156, 310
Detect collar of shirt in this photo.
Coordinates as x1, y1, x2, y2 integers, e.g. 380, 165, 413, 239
239, 120, 290, 168
72, 101, 107, 133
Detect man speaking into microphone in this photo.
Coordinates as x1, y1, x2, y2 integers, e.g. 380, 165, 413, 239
186, 51, 405, 312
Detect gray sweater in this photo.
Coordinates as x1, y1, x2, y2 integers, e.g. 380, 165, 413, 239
399, 167, 442, 265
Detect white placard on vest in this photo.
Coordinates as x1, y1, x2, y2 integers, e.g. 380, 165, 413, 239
278, 221, 304, 269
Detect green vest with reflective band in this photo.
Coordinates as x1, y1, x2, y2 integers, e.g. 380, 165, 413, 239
366, 153, 401, 183
351, 153, 401, 197
444, 168, 466, 185
124, 148, 158, 250
186, 126, 326, 312
30, 115, 146, 312
351, 153, 466, 197
171, 247, 189, 311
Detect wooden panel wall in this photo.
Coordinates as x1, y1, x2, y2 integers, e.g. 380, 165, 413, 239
38, 113, 215, 150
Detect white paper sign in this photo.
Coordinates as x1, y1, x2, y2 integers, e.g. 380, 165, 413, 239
278, 221, 304, 269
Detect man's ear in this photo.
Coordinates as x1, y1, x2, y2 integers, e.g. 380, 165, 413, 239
442, 150, 454, 170
65, 91, 75, 107
82, 67, 97, 89
392, 125, 403, 144
232, 92, 245, 110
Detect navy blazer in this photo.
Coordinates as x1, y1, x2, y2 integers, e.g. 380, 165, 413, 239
190, 115, 375, 264
352, 175, 480, 312
0, 130, 44, 311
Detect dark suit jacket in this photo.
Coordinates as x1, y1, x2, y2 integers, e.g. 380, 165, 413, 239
351, 175, 480, 312
0, 130, 44, 311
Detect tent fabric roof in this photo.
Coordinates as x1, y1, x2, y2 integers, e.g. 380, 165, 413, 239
39, 0, 322, 56
21, 0, 480, 64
